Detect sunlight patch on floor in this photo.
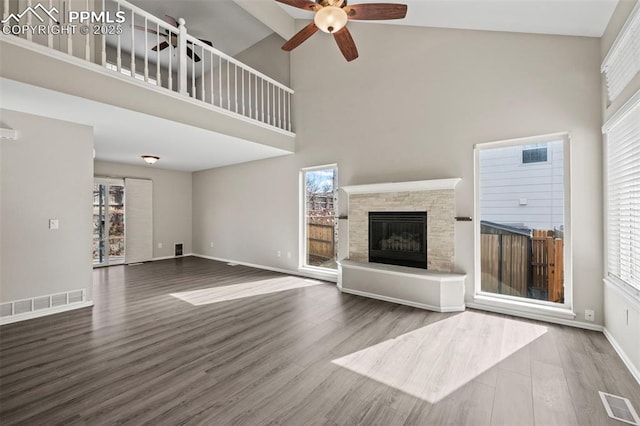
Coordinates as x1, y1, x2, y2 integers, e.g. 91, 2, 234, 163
170, 277, 324, 305
331, 310, 547, 403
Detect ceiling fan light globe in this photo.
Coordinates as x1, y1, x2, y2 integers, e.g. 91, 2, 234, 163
314, 6, 348, 33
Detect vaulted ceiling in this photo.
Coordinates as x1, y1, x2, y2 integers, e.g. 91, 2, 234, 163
127, 0, 620, 58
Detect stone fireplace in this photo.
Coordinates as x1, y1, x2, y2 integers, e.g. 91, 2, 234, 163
345, 180, 458, 272
338, 179, 466, 313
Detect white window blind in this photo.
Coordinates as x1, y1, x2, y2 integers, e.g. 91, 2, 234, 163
605, 93, 640, 292
601, 2, 640, 102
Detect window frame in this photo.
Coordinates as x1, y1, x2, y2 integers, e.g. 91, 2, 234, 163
299, 164, 339, 278
473, 132, 573, 315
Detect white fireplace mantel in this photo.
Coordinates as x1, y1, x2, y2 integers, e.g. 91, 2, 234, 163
341, 178, 461, 195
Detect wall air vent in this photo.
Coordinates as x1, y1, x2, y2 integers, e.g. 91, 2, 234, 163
34, 296, 51, 311
68, 290, 84, 303
14, 300, 32, 315
599, 391, 640, 425
175, 243, 184, 257
0, 290, 87, 325
51, 293, 67, 307
0, 303, 13, 317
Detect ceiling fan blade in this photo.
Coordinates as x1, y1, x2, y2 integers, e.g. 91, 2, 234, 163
164, 15, 179, 27
199, 39, 214, 47
186, 46, 202, 62
282, 22, 319, 51
344, 3, 408, 20
151, 41, 170, 52
134, 24, 161, 35
333, 26, 358, 62
275, 0, 321, 12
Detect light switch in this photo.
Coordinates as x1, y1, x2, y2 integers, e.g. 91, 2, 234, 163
49, 219, 59, 230
519, 198, 528, 206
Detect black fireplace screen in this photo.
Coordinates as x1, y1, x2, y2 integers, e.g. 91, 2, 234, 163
369, 212, 427, 269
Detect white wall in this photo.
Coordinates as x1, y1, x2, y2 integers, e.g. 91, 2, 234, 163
192, 23, 603, 326
94, 161, 193, 259
601, 0, 640, 381
0, 109, 94, 302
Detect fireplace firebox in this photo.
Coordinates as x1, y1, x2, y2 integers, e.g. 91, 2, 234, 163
369, 212, 427, 269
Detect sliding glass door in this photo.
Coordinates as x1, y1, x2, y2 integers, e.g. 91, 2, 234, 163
93, 179, 125, 267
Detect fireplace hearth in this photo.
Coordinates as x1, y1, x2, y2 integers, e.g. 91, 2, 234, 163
369, 212, 427, 269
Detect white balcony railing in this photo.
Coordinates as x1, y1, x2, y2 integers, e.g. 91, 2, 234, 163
1, 0, 294, 133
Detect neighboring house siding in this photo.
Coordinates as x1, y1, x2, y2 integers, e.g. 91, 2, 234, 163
479, 141, 564, 230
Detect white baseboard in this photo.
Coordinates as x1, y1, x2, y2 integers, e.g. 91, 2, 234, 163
150, 253, 195, 262
151, 255, 177, 262
192, 254, 338, 283
466, 301, 603, 331
340, 286, 465, 313
603, 327, 640, 386
0, 301, 93, 326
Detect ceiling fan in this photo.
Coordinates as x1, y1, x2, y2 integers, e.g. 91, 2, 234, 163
134, 15, 213, 63
276, 0, 407, 61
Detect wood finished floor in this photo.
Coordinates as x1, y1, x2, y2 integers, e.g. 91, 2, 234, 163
1, 256, 639, 425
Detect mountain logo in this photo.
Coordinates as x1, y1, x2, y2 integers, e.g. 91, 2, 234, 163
2, 3, 59, 24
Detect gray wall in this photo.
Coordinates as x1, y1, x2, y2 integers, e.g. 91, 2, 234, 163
234, 32, 291, 87
1, 109, 94, 302
193, 32, 291, 126
192, 23, 604, 326
94, 161, 193, 258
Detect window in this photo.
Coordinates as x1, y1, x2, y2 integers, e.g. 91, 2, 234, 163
604, 92, 640, 293
475, 134, 570, 308
522, 146, 548, 164
601, 1, 640, 102
301, 165, 338, 271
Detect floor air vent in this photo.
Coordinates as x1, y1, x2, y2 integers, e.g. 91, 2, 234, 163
599, 391, 640, 425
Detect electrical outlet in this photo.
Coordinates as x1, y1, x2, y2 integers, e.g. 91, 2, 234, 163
210, 242, 214, 248
49, 219, 59, 230
585, 309, 595, 322
277, 251, 281, 257
287, 251, 291, 259
158, 242, 163, 249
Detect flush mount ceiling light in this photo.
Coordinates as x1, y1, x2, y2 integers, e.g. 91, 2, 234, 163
277, 0, 408, 62
142, 155, 160, 164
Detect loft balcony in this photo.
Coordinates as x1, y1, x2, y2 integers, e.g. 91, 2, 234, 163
0, 0, 295, 170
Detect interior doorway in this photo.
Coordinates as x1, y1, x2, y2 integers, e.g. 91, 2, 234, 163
93, 178, 125, 267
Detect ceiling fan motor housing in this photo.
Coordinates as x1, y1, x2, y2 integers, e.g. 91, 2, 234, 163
318, 0, 347, 7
